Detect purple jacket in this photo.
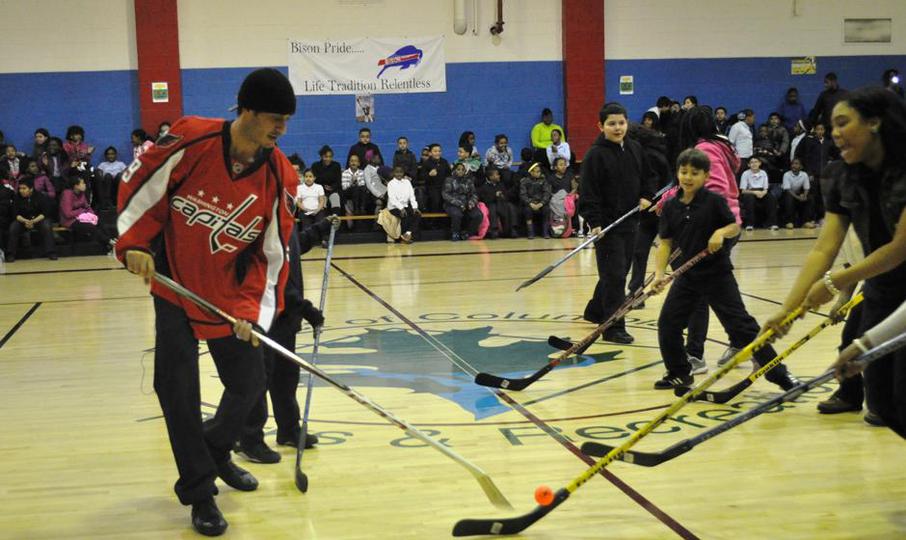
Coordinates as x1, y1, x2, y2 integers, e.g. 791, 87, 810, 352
33, 174, 55, 199
59, 189, 92, 228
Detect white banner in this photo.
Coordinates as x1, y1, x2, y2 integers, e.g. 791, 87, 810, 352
288, 36, 446, 95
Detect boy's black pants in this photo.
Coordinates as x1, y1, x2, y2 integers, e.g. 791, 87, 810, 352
585, 228, 636, 331
153, 296, 265, 505
658, 272, 790, 382
241, 311, 303, 446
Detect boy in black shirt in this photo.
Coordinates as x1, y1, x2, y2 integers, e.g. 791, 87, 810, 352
7, 178, 56, 262
579, 102, 655, 343
651, 149, 799, 390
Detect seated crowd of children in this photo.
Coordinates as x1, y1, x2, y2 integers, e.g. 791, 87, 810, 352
2, 99, 836, 260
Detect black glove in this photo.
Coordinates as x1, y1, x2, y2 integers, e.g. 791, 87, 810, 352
302, 302, 325, 330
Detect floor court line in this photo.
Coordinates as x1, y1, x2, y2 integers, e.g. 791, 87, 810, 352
0, 302, 42, 349
331, 260, 700, 540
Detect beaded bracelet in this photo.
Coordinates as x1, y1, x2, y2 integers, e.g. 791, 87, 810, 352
823, 271, 841, 296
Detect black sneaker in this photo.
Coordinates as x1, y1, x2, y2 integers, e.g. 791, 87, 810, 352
216, 460, 258, 491
191, 498, 227, 536
276, 431, 319, 449
654, 372, 693, 390
602, 328, 634, 344
817, 394, 861, 414
234, 440, 281, 464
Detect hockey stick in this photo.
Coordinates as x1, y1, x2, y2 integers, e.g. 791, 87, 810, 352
452, 308, 802, 536
473, 249, 702, 392
295, 225, 336, 493
152, 272, 513, 511
675, 293, 864, 403
515, 183, 673, 292
581, 328, 905, 467
546, 250, 683, 353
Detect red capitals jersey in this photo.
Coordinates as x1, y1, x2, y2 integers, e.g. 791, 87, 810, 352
116, 116, 297, 339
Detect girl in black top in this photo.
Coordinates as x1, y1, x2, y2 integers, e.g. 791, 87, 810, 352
764, 87, 906, 439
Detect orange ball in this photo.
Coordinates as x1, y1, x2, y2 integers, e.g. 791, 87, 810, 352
534, 484, 554, 506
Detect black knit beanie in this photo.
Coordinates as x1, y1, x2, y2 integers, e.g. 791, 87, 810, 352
237, 68, 296, 115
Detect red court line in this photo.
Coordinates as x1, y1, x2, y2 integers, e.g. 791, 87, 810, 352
332, 261, 699, 540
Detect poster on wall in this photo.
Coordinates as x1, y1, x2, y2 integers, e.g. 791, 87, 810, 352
288, 36, 446, 95
791, 57, 817, 76
619, 75, 634, 95
151, 82, 169, 103
355, 93, 375, 122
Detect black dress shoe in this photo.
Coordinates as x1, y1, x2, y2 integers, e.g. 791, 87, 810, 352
602, 328, 634, 344
817, 395, 861, 414
191, 498, 227, 536
234, 441, 281, 464
276, 431, 318, 449
216, 460, 258, 491
864, 411, 886, 426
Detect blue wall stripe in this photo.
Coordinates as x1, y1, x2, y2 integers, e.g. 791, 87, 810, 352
0, 70, 139, 163
181, 62, 565, 165
605, 54, 906, 123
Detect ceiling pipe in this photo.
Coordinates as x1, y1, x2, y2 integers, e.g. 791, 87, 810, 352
490, 0, 505, 35
454, 0, 467, 35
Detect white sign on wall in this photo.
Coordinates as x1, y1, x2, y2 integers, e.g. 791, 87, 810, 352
288, 36, 446, 95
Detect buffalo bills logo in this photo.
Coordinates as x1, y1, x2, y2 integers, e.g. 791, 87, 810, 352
377, 45, 423, 78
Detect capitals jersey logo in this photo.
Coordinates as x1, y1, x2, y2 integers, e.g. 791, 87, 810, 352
376, 45, 423, 78
171, 192, 263, 254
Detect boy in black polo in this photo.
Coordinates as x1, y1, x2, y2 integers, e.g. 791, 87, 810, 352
650, 148, 799, 390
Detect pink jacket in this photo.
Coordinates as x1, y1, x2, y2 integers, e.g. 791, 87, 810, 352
659, 138, 741, 224
59, 189, 92, 228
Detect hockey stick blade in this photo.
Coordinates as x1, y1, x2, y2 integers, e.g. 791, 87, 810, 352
579, 441, 687, 467
452, 489, 569, 536
547, 335, 573, 351
294, 421, 311, 492
474, 370, 541, 391
673, 378, 752, 404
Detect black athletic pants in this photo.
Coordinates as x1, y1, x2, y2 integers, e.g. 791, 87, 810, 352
7, 220, 55, 257
240, 312, 303, 446
740, 192, 778, 228
658, 272, 790, 381
860, 294, 906, 439
628, 212, 659, 293
832, 303, 865, 406
780, 191, 814, 226
445, 204, 481, 236
585, 228, 637, 331
522, 204, 550, 236
69, 221, 110, 248
153, 296, 265, 505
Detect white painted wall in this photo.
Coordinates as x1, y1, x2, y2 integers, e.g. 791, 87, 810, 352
605, 0, 905, 59
0, 0, 137, 73
177, 0, 563, 68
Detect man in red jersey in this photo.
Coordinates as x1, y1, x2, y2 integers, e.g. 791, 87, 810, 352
116, 68, 298, 536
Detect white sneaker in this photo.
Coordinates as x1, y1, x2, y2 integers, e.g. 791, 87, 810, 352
688, 356, 708, 375
717, 346, 741, 367
770, 225, 779, 231
745, 226, 754, 232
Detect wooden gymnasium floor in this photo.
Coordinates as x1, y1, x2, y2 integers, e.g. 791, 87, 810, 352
1, 229, 904, 539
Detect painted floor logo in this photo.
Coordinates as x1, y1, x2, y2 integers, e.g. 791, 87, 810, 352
313, 321, 622, 420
